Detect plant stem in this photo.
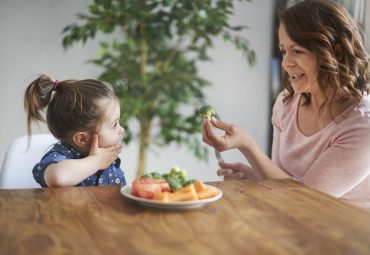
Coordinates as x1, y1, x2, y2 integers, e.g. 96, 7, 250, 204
139, 22, 148, 77
136, 117, 152, 178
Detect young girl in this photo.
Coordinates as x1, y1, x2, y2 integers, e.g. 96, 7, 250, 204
24, 75, 126, 187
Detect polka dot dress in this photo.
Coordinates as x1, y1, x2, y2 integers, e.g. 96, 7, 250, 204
32, 143, 126, 187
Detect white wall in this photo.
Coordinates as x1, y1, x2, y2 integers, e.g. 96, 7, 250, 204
366, 0, 370, 51
0, 0, 273, 184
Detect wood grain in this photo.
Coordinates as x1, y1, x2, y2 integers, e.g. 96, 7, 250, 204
0, 179, 369, 255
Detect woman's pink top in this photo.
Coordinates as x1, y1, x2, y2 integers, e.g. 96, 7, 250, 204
271, 91, 370, 208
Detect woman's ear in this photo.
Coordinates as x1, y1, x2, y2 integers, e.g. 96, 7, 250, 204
72, 132, 91, 148
334, 43, 344, 62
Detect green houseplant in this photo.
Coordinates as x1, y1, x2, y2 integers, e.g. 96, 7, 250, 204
62, 0, 255, 178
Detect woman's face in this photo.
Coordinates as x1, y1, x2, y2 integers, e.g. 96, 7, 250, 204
278, 23, 319, 94
97, 98, 124, 148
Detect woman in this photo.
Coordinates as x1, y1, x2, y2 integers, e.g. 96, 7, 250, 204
202, 0, 370, 207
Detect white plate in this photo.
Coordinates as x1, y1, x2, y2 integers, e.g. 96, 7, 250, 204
120, 184, 223, 210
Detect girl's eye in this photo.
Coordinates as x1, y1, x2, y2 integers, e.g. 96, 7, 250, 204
293, 49, 303, 55
280, 49, 286, 55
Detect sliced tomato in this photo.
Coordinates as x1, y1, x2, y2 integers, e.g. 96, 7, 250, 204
159, 182, 171, 192
131, 178, 170, 199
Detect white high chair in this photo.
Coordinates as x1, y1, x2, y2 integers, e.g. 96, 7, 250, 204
0, 133, 58, 189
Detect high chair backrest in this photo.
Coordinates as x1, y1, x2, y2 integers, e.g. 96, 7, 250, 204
0, 134, 58, 189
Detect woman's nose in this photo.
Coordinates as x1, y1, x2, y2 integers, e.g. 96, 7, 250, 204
282, 53, 295, 70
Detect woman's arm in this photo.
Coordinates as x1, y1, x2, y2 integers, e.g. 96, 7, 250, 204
239, 137, 291, 179
202, 117, 291, 179
301, 127, 370, 197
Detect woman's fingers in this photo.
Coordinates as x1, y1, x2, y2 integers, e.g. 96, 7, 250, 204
217, 168, 233, 176
201, 118, 216, 147
202, 118, 228, 150
224, 172, 244, 180
211, 116, 233, 134
217, 161, 247, 180
217, 168, 243, 180
219, 161, 245, 171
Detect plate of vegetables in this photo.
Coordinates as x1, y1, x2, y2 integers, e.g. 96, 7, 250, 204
120, 166, 223, 209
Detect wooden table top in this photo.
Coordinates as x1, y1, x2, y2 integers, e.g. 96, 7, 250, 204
1, 179, 370, 255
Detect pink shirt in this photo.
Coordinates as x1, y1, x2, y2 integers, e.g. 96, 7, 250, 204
271, 91, 370, 208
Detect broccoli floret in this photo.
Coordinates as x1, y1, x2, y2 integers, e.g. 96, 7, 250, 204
162, 166, 189, 191
166, 178, 183, 192
199, 105, 216, 119
183, 178, 198, 187
141, 171, 163, 179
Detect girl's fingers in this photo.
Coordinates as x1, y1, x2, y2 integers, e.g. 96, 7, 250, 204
89, 134, 99, 154
116, 144, 123, 154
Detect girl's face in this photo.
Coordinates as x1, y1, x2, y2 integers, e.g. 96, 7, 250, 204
278, 23, 319, 94
97, 98, 124, 148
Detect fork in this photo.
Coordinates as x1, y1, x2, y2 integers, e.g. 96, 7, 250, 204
214, 149, 224, 163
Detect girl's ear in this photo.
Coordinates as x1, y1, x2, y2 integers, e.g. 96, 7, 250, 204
72, 132, 91, 148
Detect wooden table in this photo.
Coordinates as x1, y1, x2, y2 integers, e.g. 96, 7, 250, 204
1, 179, 370, 255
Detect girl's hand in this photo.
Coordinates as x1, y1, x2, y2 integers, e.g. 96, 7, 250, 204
202, 117, 252, 152
88, 134, 122, 170
217, 161, 263, 181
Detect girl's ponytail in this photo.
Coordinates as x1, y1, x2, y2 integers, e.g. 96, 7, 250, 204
24, 75, 56, 136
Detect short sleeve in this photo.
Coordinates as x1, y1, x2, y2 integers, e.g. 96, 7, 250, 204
302, 114, 370, 197
271, 91, 285, 163
32, 151, 67, 187
271, 91, 286, 133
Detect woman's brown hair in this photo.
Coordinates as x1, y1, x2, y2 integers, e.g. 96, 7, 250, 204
279, 0, 370, 107
24, 75, 117, 144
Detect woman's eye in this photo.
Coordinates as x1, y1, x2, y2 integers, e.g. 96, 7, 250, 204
293, 50, 303, 55
280, 49, 286, 55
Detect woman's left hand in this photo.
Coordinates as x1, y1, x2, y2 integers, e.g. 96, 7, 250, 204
217, 161, 263, 181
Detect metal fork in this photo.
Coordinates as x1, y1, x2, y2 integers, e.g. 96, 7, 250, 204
214, 149, 224, 163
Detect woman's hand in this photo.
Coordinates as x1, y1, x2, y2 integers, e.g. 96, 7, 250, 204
89, 134, 122, 170
202, 117, 252, 152
217, 161, 263, 181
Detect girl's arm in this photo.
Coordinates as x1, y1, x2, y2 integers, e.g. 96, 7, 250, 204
44, 135, 122, 187
44, 156, 104, 187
